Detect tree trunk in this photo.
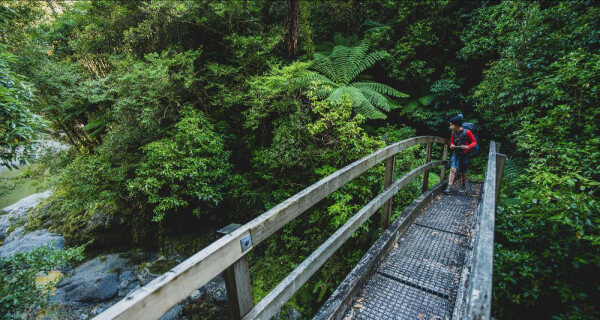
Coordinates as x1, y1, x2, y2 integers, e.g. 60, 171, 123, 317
285, 0, 300, 57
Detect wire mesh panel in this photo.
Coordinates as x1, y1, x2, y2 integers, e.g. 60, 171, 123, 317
345, 273, 452, 320
342, 183, 482, 320
415, 182, 479, 236
379, 225, 467, 297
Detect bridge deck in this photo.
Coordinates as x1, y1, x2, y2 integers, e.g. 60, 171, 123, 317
344, 182, 481, 319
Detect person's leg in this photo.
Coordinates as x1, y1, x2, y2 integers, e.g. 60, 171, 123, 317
448, 167, 457, 185
445, 153, 458, 194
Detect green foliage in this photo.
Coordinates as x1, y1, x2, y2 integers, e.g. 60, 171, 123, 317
128, 107, 232, 222
463, 2, 600, 317
307, 95, 385, 231
359, 1, 477, 129
39, 151, 133, 243
292, 41, 408, 119
308, 94, 385, 164
248, 96, 404, 315
467, 2, 599, 141
0, 246, 85, 319
0, 46, 47, 168
244, 61, 311, 131
4, 0, 600, 318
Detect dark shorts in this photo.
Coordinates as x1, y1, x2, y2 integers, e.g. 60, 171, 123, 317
450, 152, 470, 174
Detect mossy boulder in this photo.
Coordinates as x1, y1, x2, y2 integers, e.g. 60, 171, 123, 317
54, 254, 131, 303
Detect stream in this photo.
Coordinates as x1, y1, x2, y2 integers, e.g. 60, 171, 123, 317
0, 164, 43, 210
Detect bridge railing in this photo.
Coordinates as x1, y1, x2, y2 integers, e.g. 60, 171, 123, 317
465, 141, 506, 319
95, 136, 449, 320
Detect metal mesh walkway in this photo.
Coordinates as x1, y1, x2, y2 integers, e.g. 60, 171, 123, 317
344, 182, 481, 319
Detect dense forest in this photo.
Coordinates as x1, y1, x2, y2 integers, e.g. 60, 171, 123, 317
1, 0, 598, 319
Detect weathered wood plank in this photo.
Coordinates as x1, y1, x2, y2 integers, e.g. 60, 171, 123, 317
467, 141, 499, 320
242, 160, 445, 320
380, 155, 396, 232
94, 136, 447, 320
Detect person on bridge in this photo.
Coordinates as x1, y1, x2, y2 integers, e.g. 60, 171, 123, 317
444, 115, 478, 194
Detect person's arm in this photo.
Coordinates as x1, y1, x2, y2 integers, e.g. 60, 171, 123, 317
464, 130, 477, 151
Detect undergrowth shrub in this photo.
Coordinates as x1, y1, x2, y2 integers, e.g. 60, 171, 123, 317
0, 246, 85, 319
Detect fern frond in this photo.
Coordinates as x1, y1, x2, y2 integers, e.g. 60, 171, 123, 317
327, 40, 373, 84
349, 42, 372, 83
289, 72, 336, 89
355, 100, 386, 119
327, 86, 386, 119
299, 40, 399, 119
311, 53, 337, 82
346, 50, 386, 82
326, 86, 355, 102
399, 100, 428, 117
355, 86, 392, 112
387, 99, 402, 110
330, 45, 351, 83
353, 82, 409, 98
314, 88, 333, 99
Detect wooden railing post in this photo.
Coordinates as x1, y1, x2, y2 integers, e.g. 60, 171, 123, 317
421, 142, 433, 192
380, 155, 396, 232
440, 144, 448, 182
218, 224, 254, 320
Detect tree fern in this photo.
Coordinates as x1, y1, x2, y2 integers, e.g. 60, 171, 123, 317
357, 86, 395, 112
291, 40, 408, 119
353, 82, 409, 98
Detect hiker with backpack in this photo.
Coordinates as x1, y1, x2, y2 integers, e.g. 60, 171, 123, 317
444, 115, 478, 194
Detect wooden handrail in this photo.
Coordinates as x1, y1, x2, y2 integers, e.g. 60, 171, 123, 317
243, 160, 445, 319
94, 136, 448, 320
465, 141, 506, 319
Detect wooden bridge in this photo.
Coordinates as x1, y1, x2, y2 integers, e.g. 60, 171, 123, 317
95, 136, 506, 320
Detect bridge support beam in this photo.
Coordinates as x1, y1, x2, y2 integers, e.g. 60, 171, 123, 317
218, 224, 254, 320
421, 142, 433, 192
381, 155, 396, 233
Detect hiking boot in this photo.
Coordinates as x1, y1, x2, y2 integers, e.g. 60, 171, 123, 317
459, 185, 467, 194
443, 185, 452, 194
